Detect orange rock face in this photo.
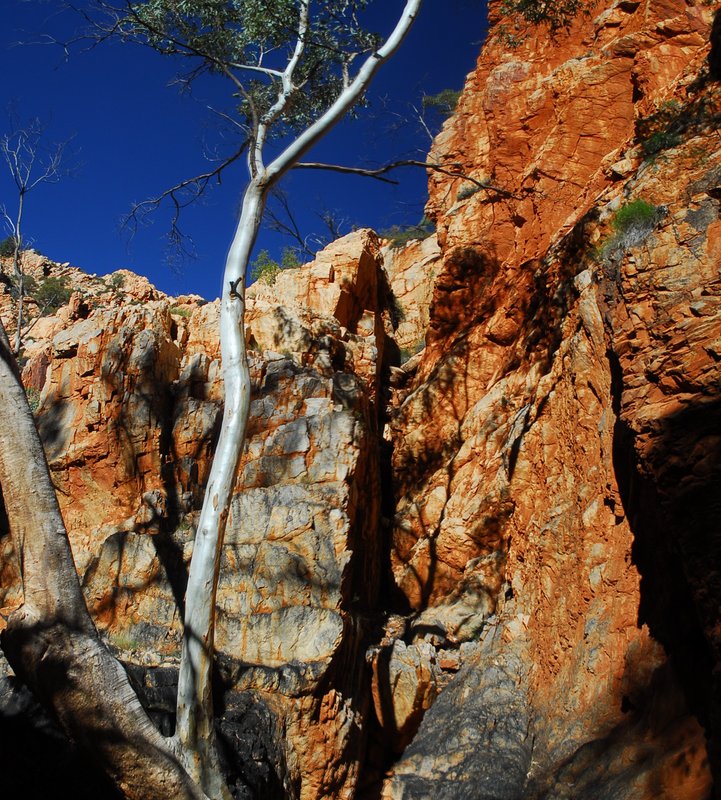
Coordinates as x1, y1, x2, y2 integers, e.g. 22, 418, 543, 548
3, 2, 721, 798
382, 0, 720, 798
0, 232, 392, 798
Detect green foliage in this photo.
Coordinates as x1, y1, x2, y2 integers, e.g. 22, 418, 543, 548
597, 199, 660, 261
501, 0, 586, 30
641, 130, 683, 158
380, 216, 435, 249
497, 0, 587, 45
611, 200, 658, 236
25, 386, 40, 414
34, 275, 72, 314
250, 246, 300, 285
637, 101, 685, 159
280, 247, 301, 270
250, 250, 280, 285
121, 0, 382, 137
108, 273, 126, 291
422, 88, 462, 118
0, 235, 17, 257
170, 305, 192, 317
9, 273, 37, 302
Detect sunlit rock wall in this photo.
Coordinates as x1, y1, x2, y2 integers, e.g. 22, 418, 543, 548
0, 230, 390, 799
381, 0, 720, 797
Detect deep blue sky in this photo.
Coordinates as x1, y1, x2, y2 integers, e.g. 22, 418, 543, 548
1, 1, 487, 299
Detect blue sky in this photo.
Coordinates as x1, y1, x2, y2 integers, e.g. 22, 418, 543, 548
1, 1, 488, 299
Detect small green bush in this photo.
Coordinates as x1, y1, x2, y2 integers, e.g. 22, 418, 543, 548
108, 273, 126, 291
0, 235, 17, 257
380, 216, 435, 249
34, 275, 72, 314
280, 247, 301, 270
611, 199, 658, 236
500, 0, 586, 30
597, 199, 660, 261
250, 246, 300, 286
641, 130, 682, 158
422, 88, 462, 118
250, 250, 281, 285
169, 305, 192, 317
497, 0, 587, 45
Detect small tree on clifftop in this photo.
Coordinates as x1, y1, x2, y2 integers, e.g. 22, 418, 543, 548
0, 2, 422, 798
1, 116, 69, 353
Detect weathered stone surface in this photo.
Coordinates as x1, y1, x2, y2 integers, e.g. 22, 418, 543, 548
247, 229, 389, 404
381, 234, 441, 355
3, 2, 721, 798
369, 639, 441, 751
0, 232, 388, 799
382, 1, 719, 797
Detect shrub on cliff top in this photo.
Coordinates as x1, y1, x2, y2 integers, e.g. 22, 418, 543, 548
500, 0, 586, 31
497, 0, 587, 45
501, 0, 588, 33
34, 275, 71, 314
250, 247, 301, 285
0, 235, 16, 257
422, 88, 462, 118
381, 216, 435, 248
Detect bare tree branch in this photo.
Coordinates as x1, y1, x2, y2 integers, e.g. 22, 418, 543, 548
1, 115, 74, 354
265, 188, 317, 258
293, 158, 520, 198
122, 144, 249, 252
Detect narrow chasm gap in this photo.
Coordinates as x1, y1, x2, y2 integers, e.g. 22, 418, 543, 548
153, 376, 190, 617
354, 300, 419, 798
607, 348, 719, 780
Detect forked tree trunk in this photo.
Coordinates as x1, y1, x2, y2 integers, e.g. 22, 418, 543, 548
0, 320, 209, 800
173, 4, 423, 792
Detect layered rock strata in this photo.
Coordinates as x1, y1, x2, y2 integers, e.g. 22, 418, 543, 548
2, 1, 721, 798
381, 1, 720, 798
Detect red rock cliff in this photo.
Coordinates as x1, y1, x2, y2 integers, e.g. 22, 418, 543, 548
2, 1, 721, 798
382, 0, 720, 798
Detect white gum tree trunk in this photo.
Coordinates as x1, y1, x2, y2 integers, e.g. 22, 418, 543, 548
0, 3, 423, 799
174, 3, 423, 795
175, 181, 265, 799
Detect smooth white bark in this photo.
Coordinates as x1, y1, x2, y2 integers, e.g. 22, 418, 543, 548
175, 182, 265, 799
266, 0, 423, 184
174, 5, 423, 796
